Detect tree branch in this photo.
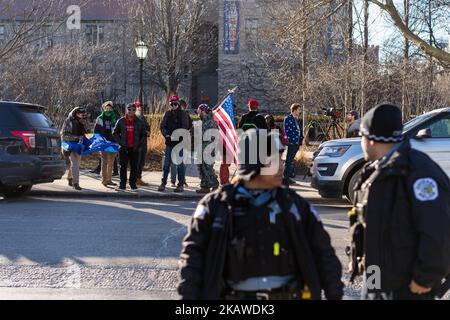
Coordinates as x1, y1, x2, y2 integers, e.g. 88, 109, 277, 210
369, 0, 450, 65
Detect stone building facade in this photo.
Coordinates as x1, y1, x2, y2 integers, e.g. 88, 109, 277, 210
217, 0, 283, 112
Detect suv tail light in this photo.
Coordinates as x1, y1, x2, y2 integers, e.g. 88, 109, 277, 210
10, 130, 36, 149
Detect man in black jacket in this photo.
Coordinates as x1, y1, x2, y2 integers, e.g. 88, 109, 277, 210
158, 95, 190, 193
178, 129, 343, 300
135, 102, 151, 187
238, 99, 261, 131
349, 103, 450, 300
113, 103, 147, 190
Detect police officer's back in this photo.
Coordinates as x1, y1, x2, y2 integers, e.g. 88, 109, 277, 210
178, 129, 343, 300
349, 103, 450, 300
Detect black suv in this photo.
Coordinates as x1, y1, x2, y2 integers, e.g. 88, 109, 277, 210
0, 101, 66, 198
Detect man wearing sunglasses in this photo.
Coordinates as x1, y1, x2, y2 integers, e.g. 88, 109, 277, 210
159, 95, 190, 192
113, 103, 147, 190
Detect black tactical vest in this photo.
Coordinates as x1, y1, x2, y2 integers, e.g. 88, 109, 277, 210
224, 198, 298, 282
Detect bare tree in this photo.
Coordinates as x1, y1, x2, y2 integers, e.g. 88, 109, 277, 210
128, 0, 215, 106
255, 0, 450, 127
0, 0, 94, 63
0, 40, 113, 128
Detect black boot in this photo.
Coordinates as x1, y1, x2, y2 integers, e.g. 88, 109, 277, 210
90, 159, 101, 175
113, 158, 119, 176
68, 178, 73, 187
73, 183, 82, 191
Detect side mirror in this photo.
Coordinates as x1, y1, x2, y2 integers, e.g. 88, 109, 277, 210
415, 128, 432, 140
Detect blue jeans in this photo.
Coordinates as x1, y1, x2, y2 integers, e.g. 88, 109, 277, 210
284, 144, 300, 179
161, 145, 186, 186
170, 163, 177, 184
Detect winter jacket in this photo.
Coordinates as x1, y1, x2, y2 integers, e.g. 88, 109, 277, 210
61, 107, 87, 142
178, 184, 344, 300
346, 119, 361, 138
94, 112, 118, 142
160, 109, 190, 147
137, 114, 151, 137
353, 140, 450, 292
113, 116, 147, 150
238, 111, 269, 131
283, 114, 303, 145
200, 113, 218, 149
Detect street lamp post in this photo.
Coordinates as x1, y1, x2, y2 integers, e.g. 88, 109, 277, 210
135, 40, 149, 113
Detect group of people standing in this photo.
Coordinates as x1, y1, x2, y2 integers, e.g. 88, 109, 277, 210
237, 99, 305, 186
157, 96, 307, 193
61, 101, 150, 191
158, 95, 220, 194
61, 96, 306, 193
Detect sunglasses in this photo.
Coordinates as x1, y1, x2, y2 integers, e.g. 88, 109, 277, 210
127, 107, 136, 111
170, 102, 179, 106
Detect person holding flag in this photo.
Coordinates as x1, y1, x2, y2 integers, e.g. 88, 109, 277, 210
213, 90, 239, 186
61, 107, 88, 191
196, 104, 220, 194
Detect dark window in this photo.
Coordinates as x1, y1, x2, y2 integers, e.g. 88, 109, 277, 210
18, 107, 54, 128
86, 25, 104, 45
0, 107, 20, 126
0, 25, 5, 44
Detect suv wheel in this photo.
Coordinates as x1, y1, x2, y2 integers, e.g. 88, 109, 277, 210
0, 185, 32, 198
346, 168, 362, 203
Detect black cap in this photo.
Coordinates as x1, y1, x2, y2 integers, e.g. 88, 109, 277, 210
359, 103, 403, 143
238, 129, 285, 182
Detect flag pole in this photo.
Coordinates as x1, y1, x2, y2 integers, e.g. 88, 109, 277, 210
212, 86, 238, 111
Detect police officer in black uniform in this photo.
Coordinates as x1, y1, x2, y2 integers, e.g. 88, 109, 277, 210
178, 129, 343, 300
348, 103, 450, 300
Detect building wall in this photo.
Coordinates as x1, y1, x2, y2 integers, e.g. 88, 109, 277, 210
218, 0, 284, 114
216, 0, 350, 114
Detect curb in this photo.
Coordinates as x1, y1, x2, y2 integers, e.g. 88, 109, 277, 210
29, 190, 203, 201
28, 190, 350, 205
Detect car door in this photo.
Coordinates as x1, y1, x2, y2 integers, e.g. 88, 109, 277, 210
410, 113, 450, 178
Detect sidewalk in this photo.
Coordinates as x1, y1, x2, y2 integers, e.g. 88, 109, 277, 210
30, 165, 346, 205
31, 166, 204, 200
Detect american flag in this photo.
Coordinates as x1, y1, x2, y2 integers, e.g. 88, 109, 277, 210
213, 94, 238, 164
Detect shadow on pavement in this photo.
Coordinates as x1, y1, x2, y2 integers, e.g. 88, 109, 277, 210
0, 197, 194, 265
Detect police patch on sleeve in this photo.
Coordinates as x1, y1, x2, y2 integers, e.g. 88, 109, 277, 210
413, 178, 439, 202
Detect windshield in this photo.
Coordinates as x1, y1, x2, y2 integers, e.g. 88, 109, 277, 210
403, 112, 436, 133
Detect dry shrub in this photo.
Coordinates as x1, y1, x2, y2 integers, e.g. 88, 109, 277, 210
147, 115, 166, 156
293, 144, 319, 176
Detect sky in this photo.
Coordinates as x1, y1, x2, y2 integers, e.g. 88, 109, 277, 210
354, 0, 449, 48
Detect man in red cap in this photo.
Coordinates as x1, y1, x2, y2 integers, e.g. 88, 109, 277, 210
238, 99, 261, 131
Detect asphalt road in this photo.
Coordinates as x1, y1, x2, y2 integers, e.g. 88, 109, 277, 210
0, 196, 362, 299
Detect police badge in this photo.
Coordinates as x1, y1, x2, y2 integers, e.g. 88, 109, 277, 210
413, 178, 439, 202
